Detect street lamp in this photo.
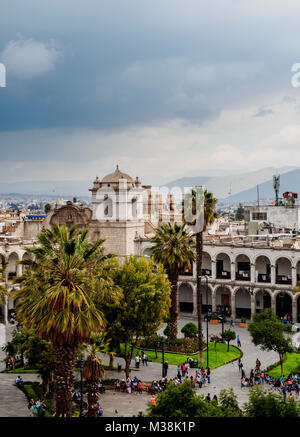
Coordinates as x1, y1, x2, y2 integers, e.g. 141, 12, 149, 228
205, 275, 209, 370
157, 338, 169, 378
79, 358, 84, 417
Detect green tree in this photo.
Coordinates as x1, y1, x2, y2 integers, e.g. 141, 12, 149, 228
221, 329, 236, 352
181, 322, 198, 338
235, 203, 245, 220
106, 256, 171, 378
44, 203, 51, 214
13, 224, 111, 417
151, 222, 195, 339
147, 382, 242, 417
248, 309, 293, 376
244, 386, 299, 417
183, 187, 218, 362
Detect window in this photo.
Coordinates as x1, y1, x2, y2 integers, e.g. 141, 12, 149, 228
252, 212, 267, 221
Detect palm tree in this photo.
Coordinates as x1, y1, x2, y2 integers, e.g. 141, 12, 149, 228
81, 332, 109, 417
151, 222, 195, 339
183, 187, 218, 362
13, 224, 112, 417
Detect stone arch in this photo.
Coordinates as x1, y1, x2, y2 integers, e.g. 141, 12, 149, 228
7, 252, 19, 280
21, 251, 32, 274
142, 247, 152, 262
255, 255, 271, 283
234, 287, 251, 319
275, 257, 292, 285
215, 285, 232, 315
235, 254, 251, 281
297, 293, 300, 323
274, 290, 293, 320
253, 288, 272, 313
216, 253, 231, 279
202, 251, 212, 276
296, 259, 300, 283
179, 282, 194, 313
200, 283, 213, 313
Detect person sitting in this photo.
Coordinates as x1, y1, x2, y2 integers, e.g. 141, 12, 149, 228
15, 375, 23, 385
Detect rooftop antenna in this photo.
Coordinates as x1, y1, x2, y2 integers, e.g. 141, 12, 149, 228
273, 173, 280, 206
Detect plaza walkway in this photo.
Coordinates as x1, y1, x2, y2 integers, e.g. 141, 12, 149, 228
0, 317, 298, 416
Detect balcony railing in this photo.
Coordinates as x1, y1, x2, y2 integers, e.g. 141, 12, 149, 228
276, 275, 292, 285
257, 274, 271, 283
236, 271, 250, 281
216, 271, 231, 279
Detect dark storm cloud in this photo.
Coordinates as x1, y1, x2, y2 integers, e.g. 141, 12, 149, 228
0, 1, 300, 164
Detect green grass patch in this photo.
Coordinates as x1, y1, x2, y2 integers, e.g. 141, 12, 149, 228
3, 367, 38, 374
119, 342, 241, 369
267, 353, 300, 379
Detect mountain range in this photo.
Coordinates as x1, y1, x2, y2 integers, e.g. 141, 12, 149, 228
0, 166, 299, 204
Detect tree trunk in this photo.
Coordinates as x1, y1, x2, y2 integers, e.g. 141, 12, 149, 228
196, 231, 203, 362
86, 380, 99, 417
108, 353, 114, 369
279, 354, 283, 376
53, 344, 78, 417
169, 273, 179, 340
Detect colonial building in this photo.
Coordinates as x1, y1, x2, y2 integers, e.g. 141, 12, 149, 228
1, 167, 300, 325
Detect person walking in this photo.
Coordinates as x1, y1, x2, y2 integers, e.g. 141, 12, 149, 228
151, 395, 156, 407
237, 334, 241, 348
28, 399, 34, 417
164, 361, 168, 376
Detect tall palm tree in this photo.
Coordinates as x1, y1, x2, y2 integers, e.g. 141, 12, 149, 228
183, 187, 218, 362
13, 224, 112, 417
81, 332, 109, 417
151, 222, 195, 339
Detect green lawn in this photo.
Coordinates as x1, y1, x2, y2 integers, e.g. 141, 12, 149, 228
119, 342, 241, 369
267, 353, 300, 378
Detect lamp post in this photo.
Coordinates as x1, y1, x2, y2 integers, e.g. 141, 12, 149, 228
157, 338, 169, 378
205, 275, 209, 370
79, 358, 84, 417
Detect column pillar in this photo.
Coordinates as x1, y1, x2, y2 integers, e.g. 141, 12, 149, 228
271, 265, 276, 285
231, 261, 235, 281
212, 289, 216, 312
292, 266, 297, 288
17, 263, 22, 277
250, 292, 256, 320
250, 263, 256, 283
271, 291, 276, 315
211, 260, 216, 280
231, 290, 236, 320
292, 299, 297, 324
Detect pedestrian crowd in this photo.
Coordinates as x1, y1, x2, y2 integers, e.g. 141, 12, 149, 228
27, 398, 47, 417
238, 357, 300, 398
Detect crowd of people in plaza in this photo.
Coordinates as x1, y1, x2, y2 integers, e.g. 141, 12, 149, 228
27, 398, 47, 417
238, 357, 300, 398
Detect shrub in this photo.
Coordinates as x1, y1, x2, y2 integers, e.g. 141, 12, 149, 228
211, 313, 218, 320
181, 322, 198, 338
241, 317, 247, 324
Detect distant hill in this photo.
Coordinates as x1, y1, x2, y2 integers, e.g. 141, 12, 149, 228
223, 168, 300, 204
165, 166, 297, 199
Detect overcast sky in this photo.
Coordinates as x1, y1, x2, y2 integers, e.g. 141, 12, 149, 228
1, 1, 300, 185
